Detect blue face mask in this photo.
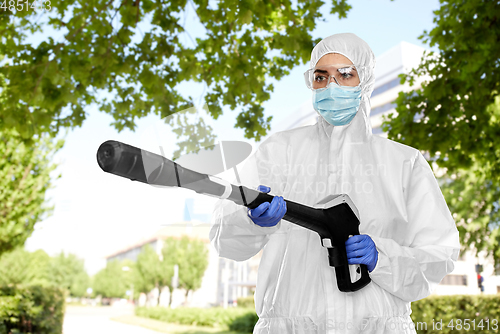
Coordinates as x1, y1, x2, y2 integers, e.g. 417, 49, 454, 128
313, 84, 362, 126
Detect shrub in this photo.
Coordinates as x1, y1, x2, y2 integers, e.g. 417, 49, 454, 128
228, 311, 259, 333
236, 296, 255, 309
411, 295, 500, 334
0, 284, 66, 334
136, 306, 252, 328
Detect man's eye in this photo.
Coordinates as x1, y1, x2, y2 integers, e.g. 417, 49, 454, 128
315, 75, 327, 82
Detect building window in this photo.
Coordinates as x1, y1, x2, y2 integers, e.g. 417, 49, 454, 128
440, 275, 468, 286
371, 101, 397, 116
371, 77, 402, 97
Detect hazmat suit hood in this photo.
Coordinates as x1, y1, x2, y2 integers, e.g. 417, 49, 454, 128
310, 33, 376, 143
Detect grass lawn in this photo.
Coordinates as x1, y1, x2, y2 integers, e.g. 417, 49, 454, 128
111, 315, 245, 334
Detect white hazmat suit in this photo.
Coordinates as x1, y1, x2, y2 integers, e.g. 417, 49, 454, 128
209, 33, 460, 334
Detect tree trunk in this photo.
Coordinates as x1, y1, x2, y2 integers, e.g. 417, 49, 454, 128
169, 288, 173, 307
184, 289, 190, 306
156, 285, 162, 306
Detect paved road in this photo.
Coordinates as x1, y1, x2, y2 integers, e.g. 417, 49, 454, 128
63, 304, 164, 334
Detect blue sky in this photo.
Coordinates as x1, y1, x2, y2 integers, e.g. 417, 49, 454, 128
25, 0, 441, 274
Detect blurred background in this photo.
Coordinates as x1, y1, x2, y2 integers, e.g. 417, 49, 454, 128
1, 0, 499, 333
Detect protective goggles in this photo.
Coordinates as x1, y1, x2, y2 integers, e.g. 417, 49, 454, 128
304, 64, 366, 91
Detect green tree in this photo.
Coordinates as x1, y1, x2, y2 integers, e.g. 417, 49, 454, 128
92, 259, 131, 298
134, 238, 209, 307
134, 244, 169, 305
0, 248, 51, 285
0, 248, 91, 298
439, 158, 500, 263
0, 0, 353, 157
161, 238, 182, 307
0, 130, 63, 256
165, 236, 209, 306
384, 0, 500, 261
49, 252, 90, 298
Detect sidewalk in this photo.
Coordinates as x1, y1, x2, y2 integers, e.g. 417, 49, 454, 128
63, 304, 166, 334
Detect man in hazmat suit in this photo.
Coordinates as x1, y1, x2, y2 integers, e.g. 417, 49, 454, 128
209, 33, 460, 334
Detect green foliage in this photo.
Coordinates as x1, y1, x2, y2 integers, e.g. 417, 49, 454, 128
235, 296, 254, 308
383, 0, 500, 261
410, 295, 500, 334
92, 259, 133, 299
135, 306, 253, 328
0, 284, 66, 334
134, 244, 166, 297
0, 130, 63, 256
164, 236, 209, 300
134, 237, 209, 306
0, 0, 351, 156
0, 248, 91, 298
49, 252, 90, 298
228, 312, 258, 333
0, 248, 51, 286
439, 158, 500, 262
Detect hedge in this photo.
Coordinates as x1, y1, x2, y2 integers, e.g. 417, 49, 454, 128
228, 312, 259, 333
236, 296, 255, 309
411, 295, 500, 334
138, 295, 500, 334
0, 284, 66, 334
136, 306, 254, 329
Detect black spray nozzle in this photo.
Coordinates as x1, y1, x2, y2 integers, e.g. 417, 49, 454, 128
97, 140, 223, 190
97, 140, 178, 186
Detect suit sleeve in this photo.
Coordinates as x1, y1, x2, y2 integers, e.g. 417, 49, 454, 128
369, 151, 460, 302
209, 136, 289, 261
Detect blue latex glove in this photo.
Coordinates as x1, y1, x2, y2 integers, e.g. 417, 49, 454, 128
247, 185, 287, 227
345, 234, 379, 272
